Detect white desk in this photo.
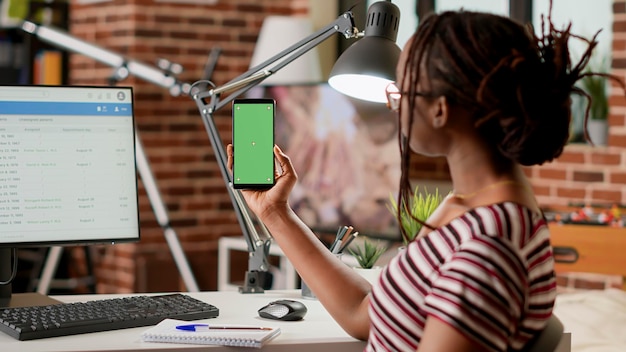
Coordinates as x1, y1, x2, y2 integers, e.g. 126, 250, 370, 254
1, 290, 366, 352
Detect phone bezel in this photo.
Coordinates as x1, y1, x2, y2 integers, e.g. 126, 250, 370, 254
231, 98, 276, 190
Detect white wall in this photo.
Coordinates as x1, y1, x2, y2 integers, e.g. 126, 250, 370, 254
378, 0, 612, 60
533, 0, 612, 62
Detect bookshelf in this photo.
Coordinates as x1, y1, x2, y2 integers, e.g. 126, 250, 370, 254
0, 1, 68, 85
0, 1, 71, 294
0, 26, 28, 84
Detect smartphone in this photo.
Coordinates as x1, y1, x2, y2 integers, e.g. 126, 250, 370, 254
232, 98, 275, 189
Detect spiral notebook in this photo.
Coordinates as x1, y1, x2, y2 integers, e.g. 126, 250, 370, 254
141, 319, 281, 348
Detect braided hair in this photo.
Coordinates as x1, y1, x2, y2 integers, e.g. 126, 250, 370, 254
396, 7, 624, 243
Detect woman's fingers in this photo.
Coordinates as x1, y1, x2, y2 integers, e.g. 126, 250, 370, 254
274, 145, 296, 180
226, 144, 233, 171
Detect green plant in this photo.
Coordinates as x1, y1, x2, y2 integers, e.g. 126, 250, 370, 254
349, 238, 387, 269
388, 187, 444, 245
578, 56, 609, 121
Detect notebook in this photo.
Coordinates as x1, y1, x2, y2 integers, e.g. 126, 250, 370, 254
141, 319, 281, 348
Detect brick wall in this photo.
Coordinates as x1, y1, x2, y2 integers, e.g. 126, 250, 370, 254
64, 0, 626, 293
557, 272, 623, 293
411, 2, 626, 208
68, 0, 309, 293
526, 1, 626, 207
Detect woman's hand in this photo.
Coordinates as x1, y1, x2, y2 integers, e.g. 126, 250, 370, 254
226, 144, 298, 221
230, 144, 374, 341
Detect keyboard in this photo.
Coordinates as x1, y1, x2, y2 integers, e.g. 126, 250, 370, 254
0, 293, 219, 341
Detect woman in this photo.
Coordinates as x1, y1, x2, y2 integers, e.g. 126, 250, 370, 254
227, 8, 612, 352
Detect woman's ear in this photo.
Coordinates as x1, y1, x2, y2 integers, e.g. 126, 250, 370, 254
431, 96, 448, 129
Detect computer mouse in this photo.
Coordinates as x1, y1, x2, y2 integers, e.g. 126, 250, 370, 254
258, 299, 307, 321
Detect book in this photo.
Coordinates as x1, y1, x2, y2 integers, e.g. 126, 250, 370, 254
141, 319, 281, 348
33, 50, 62, 85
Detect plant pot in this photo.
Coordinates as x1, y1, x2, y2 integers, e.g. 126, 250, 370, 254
587, 119, 608, 146
353, 267, 383, 285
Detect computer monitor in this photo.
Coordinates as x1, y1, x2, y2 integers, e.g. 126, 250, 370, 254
0, 85, 140, 307
246, 83, 402, 241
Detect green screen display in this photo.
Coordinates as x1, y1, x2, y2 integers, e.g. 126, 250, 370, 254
232, 99, 275, 189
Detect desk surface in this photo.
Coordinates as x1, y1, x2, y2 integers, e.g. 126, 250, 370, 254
1, 290, 366, 352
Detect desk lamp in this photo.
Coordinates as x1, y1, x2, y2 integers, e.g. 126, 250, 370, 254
329, 1, 401, 103
191, 0, 401, 293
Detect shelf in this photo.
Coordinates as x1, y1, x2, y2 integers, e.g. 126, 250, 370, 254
0, 1, 69, 85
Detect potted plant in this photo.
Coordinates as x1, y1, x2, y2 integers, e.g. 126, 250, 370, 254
388, 187, 444, 246
349, 238, 387, 269
578, 55, 610, 146
349, 238, 387, 284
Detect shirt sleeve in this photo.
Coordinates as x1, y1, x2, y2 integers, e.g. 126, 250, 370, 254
423, 236, 526, 352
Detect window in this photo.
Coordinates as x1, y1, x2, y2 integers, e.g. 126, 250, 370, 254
533, 0, 613, 143
436, 0, 509, 16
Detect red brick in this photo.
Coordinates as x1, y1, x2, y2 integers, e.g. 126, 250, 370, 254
556, 187, 586, 199
590, 151, 622, 165
609, 132, 626, 146
614, 58, 626, 69
608, 93, 626, 107
538, 168, 567, 180
591, 189, 623, 202
573, 171, 605, 182
572, 278, 608, 290
608, 113, 626, 126
615, 20, 626, 32
611, 172, 626, 184
555, 150, 585, 163
613, 39, 626, 51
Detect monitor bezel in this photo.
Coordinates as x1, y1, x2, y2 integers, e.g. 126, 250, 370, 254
0, 84, 141, 248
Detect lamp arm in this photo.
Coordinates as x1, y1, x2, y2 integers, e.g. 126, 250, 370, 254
194, 11, 357, 114
191, 11, 357, 292
20, 21, 191, 97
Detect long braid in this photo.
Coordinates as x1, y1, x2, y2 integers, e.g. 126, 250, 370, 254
395, 14, 439, 244
393, 4, 625, 243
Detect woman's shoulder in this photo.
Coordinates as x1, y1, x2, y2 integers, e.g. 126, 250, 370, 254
440, 201, 547, 242
454, 201, 543, 222
472, 201, 543, 218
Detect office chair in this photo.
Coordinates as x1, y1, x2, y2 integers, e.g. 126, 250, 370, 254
523, 315, 564, 352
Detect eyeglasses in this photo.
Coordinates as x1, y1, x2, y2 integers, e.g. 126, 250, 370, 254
385, 82, 436, 112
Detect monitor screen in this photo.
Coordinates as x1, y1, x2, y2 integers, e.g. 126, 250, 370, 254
246, 83, 401, 240
0, 85, 140, 247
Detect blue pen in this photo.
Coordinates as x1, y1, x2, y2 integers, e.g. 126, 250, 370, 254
176, 324, 273, 331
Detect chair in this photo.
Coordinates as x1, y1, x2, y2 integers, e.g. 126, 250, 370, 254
522, 315, 564, 352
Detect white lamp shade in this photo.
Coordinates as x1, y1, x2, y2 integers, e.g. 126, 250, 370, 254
328, 1, 401, 103
249, 16, 323, 85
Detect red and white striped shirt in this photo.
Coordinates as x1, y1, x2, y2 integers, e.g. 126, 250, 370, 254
367, 202, 556, 351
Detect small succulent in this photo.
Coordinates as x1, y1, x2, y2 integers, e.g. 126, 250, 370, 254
349, 238, 387, 269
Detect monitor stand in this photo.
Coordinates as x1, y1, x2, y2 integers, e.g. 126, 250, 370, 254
0, 248, 62, 308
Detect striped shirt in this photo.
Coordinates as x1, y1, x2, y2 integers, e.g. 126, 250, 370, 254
367, 202, 556, 351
